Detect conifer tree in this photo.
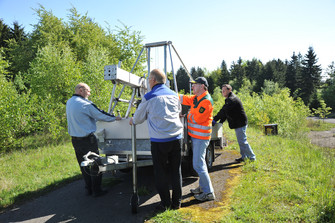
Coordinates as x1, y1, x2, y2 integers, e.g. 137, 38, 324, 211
298, 47, 322, 105
0, 19, 11, 48
219, 59, 230, 86
285, 52, 303, 97
245, 58, 263, 92
176, 67, 190, 93
322, 62, 335, 110
230, 57, 246, 90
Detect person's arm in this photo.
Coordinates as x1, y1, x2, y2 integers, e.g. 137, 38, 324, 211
179, 94, 195, 106
213, 105, 227, 123
131, 98, 148, 125
86, 103, 117, 122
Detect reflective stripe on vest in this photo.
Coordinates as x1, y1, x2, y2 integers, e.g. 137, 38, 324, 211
188, 113, 196, 124
188, 129, 212, 137
188, 122, 212, 130
180, 95, 183, 104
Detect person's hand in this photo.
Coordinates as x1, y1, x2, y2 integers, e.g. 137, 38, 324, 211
129, 117, 133, 125
115, 116, 122, 121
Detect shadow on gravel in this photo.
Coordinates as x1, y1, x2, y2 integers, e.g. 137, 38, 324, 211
210, 161, 244, 172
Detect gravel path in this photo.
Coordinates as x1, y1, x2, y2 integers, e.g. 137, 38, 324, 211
308, 118, 335, 149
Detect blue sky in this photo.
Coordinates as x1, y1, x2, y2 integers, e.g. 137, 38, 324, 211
1, 0, 334, 74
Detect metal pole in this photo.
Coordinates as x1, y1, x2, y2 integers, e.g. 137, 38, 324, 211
164, 44, 167, 76
147, 47, 151, 91
126, 88, 136, 118
130, 123, 139, 213
111, 85, 126, 113
145, 41, 170, 48
130, 47, 145, 74
108, 83, 117, 114
171, 44, 193, 81
131, 124, 137, 195
168, 43, 178, 92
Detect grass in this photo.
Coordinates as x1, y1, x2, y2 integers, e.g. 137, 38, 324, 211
1, 120, 335, 222
148, 121, 335, 223
224, 130, 335, 222
0, 136, 80, 211
306, 118, 335, 131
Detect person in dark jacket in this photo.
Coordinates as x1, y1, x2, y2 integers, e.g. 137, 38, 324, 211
213, 84, 256, 162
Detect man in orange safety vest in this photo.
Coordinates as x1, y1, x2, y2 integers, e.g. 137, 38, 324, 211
179, 77, 215, 202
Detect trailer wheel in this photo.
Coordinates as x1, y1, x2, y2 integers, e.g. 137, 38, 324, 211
131, 192, 139, 214
205, 143, 214, 169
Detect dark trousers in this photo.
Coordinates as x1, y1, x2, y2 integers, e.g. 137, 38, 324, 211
151, 139, 182, 208
71, 134, 102, 193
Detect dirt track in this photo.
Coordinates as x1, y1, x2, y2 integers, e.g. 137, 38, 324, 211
308, 118, 335, 149
0, 150, 242, 223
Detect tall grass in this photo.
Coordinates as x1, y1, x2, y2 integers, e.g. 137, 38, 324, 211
222, 124, 335, 222
0, 138, 80, 210
148, 121, 335, 222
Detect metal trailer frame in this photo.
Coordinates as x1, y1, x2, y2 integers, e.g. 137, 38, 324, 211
81, 41, 224, 213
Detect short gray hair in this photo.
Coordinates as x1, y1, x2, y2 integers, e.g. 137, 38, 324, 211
150, 69, 166, 84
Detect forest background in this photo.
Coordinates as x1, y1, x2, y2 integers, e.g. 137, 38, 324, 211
0, 6, 334, 153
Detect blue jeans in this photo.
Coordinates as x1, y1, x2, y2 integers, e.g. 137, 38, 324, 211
191, 137, 214, 194
235, 125, 256, 160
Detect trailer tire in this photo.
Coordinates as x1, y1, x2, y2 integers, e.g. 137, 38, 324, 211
205, 142, 214, 170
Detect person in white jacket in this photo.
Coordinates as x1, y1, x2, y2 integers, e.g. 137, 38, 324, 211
129, 69, 183, 211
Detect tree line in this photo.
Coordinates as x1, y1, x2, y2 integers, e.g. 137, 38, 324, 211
0, 6, 145, 152
176, 49, 335, 112
0, 6, 334, 152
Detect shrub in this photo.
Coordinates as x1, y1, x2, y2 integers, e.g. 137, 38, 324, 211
0, 57, 66, 152
214, 87, 310, 138
28, 43, 82, 104
259, 89, 310, 137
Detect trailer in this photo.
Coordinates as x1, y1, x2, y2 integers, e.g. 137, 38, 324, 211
81, 41, 224, 213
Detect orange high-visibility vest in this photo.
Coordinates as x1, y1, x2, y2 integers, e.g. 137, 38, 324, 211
179, 91, 213, 140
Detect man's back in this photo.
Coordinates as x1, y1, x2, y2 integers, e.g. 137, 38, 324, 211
133, 83, 183, 142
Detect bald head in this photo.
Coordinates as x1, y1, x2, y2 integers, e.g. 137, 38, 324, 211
150, 69, 166, 84
75, 83, 91, 99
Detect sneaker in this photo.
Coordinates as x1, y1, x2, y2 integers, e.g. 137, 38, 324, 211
190, 186, 203, 194
194, 192, 215, 201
